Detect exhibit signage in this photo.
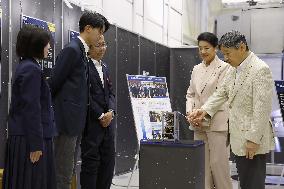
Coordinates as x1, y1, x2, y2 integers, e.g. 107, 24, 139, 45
126, 74, 172, 141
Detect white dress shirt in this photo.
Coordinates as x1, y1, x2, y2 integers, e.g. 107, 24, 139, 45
92, 59, 104, 88
91, 58, 105, 120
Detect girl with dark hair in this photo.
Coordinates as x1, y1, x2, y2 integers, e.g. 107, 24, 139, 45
2, 25, 56, 189
186, 32, 232, 189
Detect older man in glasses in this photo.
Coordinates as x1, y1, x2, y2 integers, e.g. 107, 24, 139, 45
80, 34, 116, 189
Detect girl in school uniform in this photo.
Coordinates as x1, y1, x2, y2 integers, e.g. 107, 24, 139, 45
2, 25, 56, 189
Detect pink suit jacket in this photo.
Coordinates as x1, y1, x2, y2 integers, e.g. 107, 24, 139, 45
186, 56, 230, 131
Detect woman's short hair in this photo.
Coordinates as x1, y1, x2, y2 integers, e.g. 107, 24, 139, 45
16, 25, 51, 59
197, 32, 218, 48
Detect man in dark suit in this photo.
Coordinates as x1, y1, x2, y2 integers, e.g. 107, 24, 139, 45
80, 35, 116, 189
49, 12, 109, 189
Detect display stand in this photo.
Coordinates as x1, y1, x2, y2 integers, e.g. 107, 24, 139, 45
139, 140, 204, 189
127, 111, 181, 188
126, 74, 172, 188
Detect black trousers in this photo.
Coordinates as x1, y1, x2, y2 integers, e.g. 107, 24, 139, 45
235, 154, 267, 189
80, 121, 115, 189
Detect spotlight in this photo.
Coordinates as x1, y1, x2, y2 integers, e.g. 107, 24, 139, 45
231, 15, 239, 21
64, 0, 73, 9
246, 0, 257, 6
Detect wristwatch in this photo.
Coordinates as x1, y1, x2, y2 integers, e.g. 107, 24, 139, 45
108, 109, 115, 118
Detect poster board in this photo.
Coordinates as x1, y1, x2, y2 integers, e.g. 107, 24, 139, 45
126, 74, 172, 141
22, 15, 55, 77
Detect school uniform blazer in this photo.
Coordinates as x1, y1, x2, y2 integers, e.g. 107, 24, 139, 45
49, 38, 89, 136
8, 58, 56, 152
186, 56, 230, 131
202, 52, 275, 156
88, 60, 115, 123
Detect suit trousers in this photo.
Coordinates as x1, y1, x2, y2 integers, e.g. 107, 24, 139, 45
235, 154, 266, 189
194, 131, 232, 189
80, 123, 115, 189
54, 135, 78, 189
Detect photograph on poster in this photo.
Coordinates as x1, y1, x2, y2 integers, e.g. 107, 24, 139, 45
128, 80, 168, 98
149, 111, 175, 140
149, 111, 162, 140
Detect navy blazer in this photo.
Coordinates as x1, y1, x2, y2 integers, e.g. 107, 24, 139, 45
8, 58, 56, 152
49, 38, 89, 136
89, 60, 115, 123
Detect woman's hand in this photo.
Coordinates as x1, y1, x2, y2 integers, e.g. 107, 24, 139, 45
30, 151, 43, 163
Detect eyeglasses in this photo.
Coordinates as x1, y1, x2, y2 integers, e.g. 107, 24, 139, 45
93, 43, 107, 48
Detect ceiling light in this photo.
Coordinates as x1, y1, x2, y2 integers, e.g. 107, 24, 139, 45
64, 0, 73, 9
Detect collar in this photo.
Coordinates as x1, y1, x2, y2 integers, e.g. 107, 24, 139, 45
34, 58, 40, 63
91, 58, 102, 66
236, 51, 252, 73
33, 58, 41, 67
202, 55, 218, 68
77, 36, 89, 55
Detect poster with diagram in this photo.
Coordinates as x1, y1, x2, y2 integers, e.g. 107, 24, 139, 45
126, 74, 172, 141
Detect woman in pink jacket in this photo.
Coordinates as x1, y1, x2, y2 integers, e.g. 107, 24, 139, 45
186, 32, 232, 189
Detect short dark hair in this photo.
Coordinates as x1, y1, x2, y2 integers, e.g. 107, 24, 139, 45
79, 11, 105, 32
98, 13, 110, 33
16, 25, 51, 59
219, 30, 249, 51
197, 32, 218, 47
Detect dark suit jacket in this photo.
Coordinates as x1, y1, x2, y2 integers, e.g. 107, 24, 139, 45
89, 60, 115, 125
49, 38, 89, 136
8, 58, 56, 151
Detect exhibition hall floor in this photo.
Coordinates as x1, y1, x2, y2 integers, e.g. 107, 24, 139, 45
111, 163, 284, 189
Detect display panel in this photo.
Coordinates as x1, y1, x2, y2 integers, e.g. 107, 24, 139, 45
126, 74, 171, 141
